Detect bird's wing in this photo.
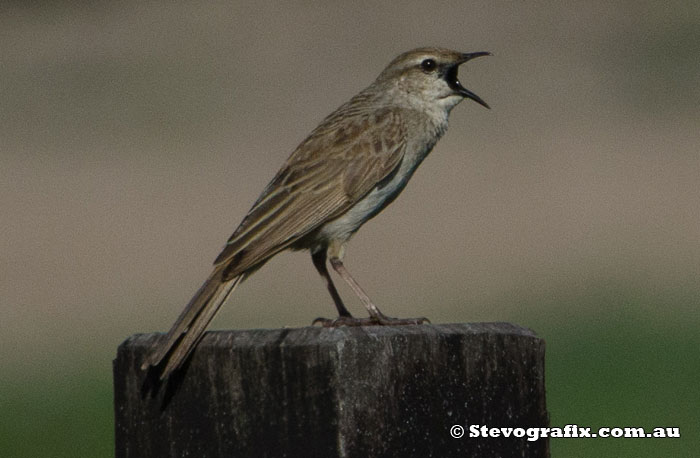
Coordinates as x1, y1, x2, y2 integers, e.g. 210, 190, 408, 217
214, 107, 406, 279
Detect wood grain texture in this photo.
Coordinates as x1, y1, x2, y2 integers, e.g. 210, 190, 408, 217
114, 323, 549, 458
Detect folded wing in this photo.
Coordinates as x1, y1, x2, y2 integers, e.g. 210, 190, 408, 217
215, 107, 407, 279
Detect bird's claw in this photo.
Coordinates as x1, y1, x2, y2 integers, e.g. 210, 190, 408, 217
313, 316, 377, 327
374, 315, 430, 325
312, 315, 430, 327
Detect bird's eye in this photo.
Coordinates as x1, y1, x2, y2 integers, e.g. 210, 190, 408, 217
420, 58, 437, 72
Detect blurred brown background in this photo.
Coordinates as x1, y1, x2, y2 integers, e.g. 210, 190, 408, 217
1, 1, 698, 456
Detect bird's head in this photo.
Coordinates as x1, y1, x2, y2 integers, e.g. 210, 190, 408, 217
376, 47, 490, 111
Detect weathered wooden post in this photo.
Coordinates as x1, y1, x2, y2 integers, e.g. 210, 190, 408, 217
114, 323, 548, 457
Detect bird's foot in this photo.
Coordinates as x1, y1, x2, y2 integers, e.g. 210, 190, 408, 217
313, 316, 378, 327
312, 315, 430, 327
372, 314, 431, 326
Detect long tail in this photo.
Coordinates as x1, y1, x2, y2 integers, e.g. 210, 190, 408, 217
141, 269, 244, 380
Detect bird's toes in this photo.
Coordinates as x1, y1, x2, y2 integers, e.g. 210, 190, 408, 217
374, 315, 430, 326
312, 316, 379, 327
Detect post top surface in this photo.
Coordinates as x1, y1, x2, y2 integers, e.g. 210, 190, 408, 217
120, 322, 539, 353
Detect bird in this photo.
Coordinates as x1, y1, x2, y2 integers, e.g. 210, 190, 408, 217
142, 47, 490, 379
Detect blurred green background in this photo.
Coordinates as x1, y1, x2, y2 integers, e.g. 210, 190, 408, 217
1, 1, 698, 457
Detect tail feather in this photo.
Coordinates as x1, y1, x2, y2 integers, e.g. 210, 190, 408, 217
141, 270, 243, 380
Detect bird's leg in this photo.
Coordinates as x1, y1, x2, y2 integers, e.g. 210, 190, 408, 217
311, 250, 375, 327
329, 257, 383, 318
311, 250, 353, 318
313, 256, 429, 327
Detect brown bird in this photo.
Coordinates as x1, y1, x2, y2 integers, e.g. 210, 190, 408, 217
142, 47, 490, 379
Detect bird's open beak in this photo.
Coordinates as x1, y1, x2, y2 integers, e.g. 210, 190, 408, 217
446, 51, 491, 109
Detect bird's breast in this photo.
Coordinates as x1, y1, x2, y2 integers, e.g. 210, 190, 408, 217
315, 136, 436, 245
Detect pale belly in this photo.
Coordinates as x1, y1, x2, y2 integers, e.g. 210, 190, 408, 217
314, 142, 433, 246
